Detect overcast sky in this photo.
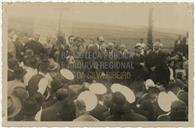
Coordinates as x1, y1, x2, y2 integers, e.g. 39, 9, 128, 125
5, 3, 193, 33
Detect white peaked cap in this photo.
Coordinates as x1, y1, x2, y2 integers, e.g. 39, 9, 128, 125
107, 42, 114, 47
168, 91, 179, 102
60, 68, 74, 80
157, 91, 179, 112
120, 44, 125, 48
77, 91, 98, 111
89, 83, 107, 95
145, 79, 156, 90
135, 43, 142, 48
111, 83, 135, 104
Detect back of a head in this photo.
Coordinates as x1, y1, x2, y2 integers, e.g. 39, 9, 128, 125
56, 88, 69, 101
148, 87, 160, 95
110, 92, 130, 115
13, 66, 26, 80
75, 99, 86, 112
8, 58, 18, 69
170, 100, 187, 121
170, 109, 188, 121
38, 60, 49, 73
177, 91, 188, 106
112, 92, 126, 105
51, 78, 63, 93
139, 100, 155, 118
22, 97, 40, 117
28, 56, 39, 69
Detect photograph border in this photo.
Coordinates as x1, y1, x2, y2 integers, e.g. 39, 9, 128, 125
2, 2, 194, 127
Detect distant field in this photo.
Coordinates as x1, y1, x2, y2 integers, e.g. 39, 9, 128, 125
71, 22, 179, 51
8, 19, 183, 52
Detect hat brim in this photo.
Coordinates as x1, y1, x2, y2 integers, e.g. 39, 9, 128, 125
48, 65, 59, 71
60, 69, 74, 80
8, 95, 22, 119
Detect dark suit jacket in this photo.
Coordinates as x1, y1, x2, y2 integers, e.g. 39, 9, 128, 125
145, 50, 169, 84
41, 100, 76, 121
14, 41, 24, 61
174, 39, 183, 53
41, 101, 64, 121
106, 112, 148, 121
132, 54, 147, 81
90, 103, 109, 121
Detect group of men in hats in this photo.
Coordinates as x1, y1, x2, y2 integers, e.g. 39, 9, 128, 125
7, 29, 188, 121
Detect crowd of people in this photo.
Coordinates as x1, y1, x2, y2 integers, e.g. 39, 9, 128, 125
7, 29, 189, 121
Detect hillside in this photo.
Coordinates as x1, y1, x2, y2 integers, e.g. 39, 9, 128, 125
8, 18, 183, 50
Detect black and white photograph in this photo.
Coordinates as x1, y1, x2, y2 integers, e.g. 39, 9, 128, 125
2, 2, 194, 127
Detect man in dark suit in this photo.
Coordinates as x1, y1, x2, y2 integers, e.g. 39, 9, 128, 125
41, 88, 76, 121
132, 43, 148, 82
90, 100, 109, 121
174, 35, 183, 54
145, 42, 170, 85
